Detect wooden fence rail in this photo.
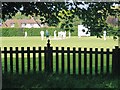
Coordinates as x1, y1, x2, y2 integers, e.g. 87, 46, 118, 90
0, 39, 120, 75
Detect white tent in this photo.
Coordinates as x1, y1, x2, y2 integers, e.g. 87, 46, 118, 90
78, 25, 90, 37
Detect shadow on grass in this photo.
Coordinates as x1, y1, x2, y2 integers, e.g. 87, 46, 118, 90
2, 72, 120, 89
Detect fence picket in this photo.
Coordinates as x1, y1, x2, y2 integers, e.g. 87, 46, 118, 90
95, 48, 98, 75
33, 47, 36, 72
38, 47, 41, 71
112, 46, 119, 75
10, 47, 13, 73
16, 47, 19, 73
61, 47, 64, 73
50, 47, 53, 72
44, 47, 47, 72
73, 47, 76, 74
78, 48, 81, 75
106, 49, 110, 74
21, 47, 24, 74
67, 47, 70, 74
4, 47, 7, 72
27, 47, 30, 73
56, 47, 59, 73
84, 48, 87, 75
90, 48, 92, 75
100, 48, 104, 74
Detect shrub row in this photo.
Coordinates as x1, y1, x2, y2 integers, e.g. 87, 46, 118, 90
1, 27, 78, 36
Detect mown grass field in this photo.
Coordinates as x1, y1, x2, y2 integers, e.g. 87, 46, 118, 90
0, 36, 118, 50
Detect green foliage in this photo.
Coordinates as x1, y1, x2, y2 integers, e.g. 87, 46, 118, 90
12, 11, 31, 19
2, 2, 119, 38
77, 3, 111, 38
58, 9, 75, 32
2, 28, 24, 36
1, 27, 78, 37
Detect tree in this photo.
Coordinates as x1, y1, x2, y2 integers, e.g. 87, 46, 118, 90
2, 2, 66, 26
12, 11, 31, 19
111, 4, 120, 47
74, 2, 120, 47
58, 9, 74, 32
74, 2, 111, 37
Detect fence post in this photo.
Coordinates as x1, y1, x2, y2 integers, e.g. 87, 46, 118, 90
0, 47, 2, 90
56, 47, 59, 73
45, 39, 52, 73
10, 47, 13, 73
112, 46, 120, 75
16, 47, 19, 73
4, 47, 7, 73
21, 47, 25, 74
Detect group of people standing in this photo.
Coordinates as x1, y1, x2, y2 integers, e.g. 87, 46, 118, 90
24, 30, 68, 40
24, 30, 107, 40
40, 30, 49, 40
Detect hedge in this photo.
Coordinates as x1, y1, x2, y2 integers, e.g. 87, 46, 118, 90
1, 27, 78, 37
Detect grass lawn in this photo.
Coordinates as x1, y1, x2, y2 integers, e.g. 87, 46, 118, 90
0, 36, 118, 50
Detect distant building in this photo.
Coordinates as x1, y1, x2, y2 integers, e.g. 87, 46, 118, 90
2, 18, 48, 28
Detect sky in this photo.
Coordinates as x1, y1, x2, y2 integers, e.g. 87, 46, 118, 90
66, 0, 89, 10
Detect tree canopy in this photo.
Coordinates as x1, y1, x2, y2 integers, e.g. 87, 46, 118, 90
2, 2, 120, 39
